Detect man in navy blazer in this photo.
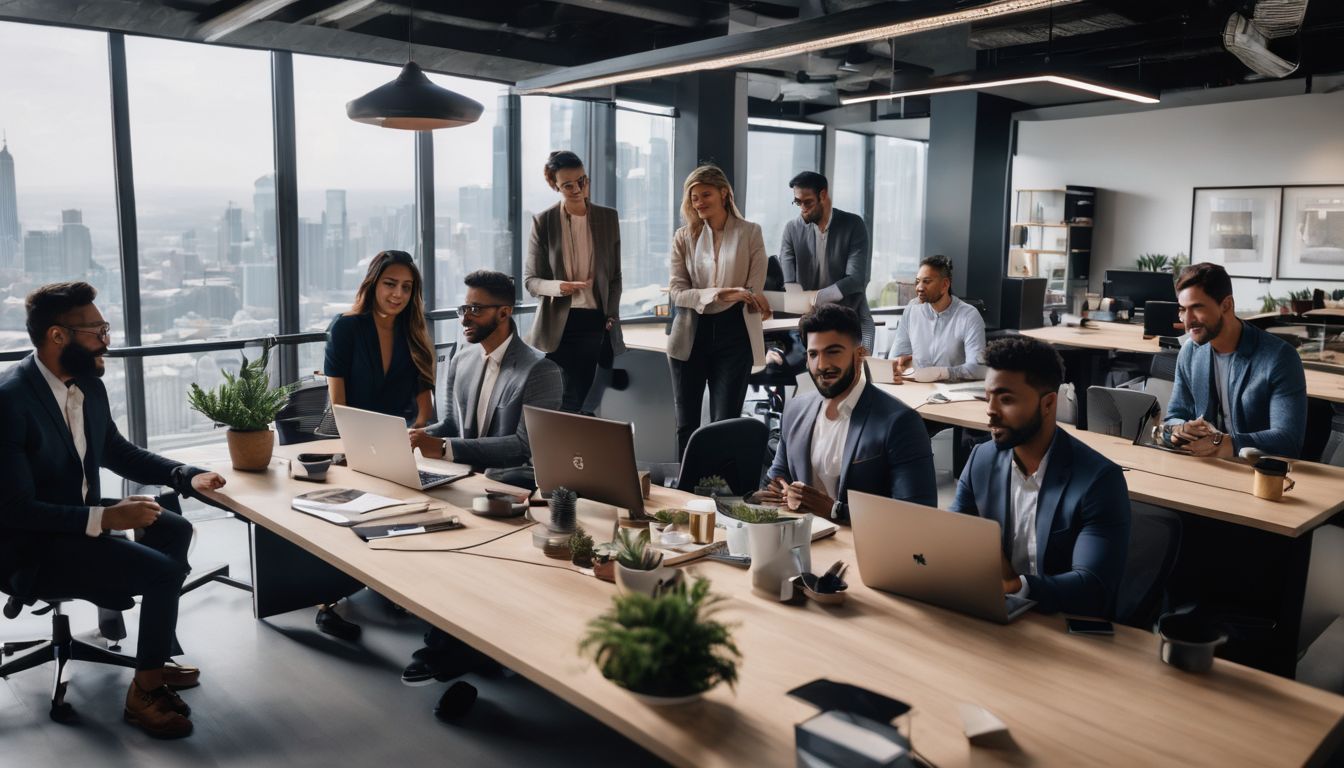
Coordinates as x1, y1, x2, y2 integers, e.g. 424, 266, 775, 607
1163, 262, 1307, 459
758, 304, 937, 521
951, 337, 1130, 618
0, 282, 225, 738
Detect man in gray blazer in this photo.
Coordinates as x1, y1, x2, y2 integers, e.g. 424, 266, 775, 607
410, 270, 563, 470
779, 171, 875, 351
405, 270, 562, 717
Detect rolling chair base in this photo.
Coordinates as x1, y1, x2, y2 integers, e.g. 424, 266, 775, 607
0, 611, 137, 724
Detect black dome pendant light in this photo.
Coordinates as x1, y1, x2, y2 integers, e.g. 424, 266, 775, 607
346, 3, 483, 130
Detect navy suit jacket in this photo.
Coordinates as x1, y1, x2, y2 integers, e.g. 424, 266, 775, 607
767, 383, 937, 521
950, 427, 1130, 618
0, 354, 204, 543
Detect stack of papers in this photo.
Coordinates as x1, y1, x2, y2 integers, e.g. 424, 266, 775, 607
292, 488, 430, 526
764, 284, 818, 315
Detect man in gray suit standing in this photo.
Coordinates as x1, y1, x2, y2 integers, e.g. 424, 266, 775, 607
404, 270, 561, 718
410, 270, 563, 470
778, 171, 875, 351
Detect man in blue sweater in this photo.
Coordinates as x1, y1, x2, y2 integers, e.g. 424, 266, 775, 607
1164, 262, 1307, 458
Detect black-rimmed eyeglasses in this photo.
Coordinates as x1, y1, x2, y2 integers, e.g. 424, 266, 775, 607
458, 304, 511, 317
559, 176, 589, 194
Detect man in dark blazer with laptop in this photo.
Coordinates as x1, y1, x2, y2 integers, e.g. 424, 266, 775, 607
0, 281, 225, 739
758, 304, 937, 520
950, 336, 1131, 619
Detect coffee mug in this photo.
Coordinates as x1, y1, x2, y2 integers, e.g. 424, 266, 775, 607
295, 453, 333, 480
1251, 458, 1295, 502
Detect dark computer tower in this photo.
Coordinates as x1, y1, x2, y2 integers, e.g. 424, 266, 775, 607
1001, 277, 1047, 330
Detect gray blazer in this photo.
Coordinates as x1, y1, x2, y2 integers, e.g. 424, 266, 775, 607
779, 207, 873, 340
524, 202, 625, 356
426, 330, 563, 469
667, 215, 768, 364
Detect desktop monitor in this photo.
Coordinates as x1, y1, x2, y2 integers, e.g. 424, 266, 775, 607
524, 406, 647, 518
1103, 270, 1178, 311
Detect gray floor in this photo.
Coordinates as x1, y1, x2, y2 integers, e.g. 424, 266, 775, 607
0, 513, 665, 768
0, 431, 960, 768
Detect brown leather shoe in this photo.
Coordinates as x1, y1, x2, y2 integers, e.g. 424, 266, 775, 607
124, 681, 193, 739
162, 661, 201, 690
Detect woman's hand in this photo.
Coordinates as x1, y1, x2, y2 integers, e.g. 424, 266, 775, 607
716, 287, 752, 305
559, 280, 591, 296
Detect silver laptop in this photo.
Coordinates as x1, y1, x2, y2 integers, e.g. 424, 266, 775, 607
523, 406, 646, 518
331, 404, 470, 491
848, 491, 1035, 623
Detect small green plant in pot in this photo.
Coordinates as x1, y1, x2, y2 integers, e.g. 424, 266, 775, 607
187, 347, 294, 471
612, 528, 667, 597
579, 577, 739, 704
1136, 253, 1169, 272
693, 474, 732, 498
569, 527, 595, 569
1288, 289, 1314, 316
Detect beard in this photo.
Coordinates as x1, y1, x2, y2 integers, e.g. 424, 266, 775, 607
464, 316, 499, 344
989, 402, 1044, 450
802, 206, 823, 225
812, 359, 857, 400
60, 342, 106, 379
918, 288, 944, 305
1189, 314, 1224, 344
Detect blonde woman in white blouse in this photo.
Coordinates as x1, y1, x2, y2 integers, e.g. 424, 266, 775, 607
666, 164, 771, 458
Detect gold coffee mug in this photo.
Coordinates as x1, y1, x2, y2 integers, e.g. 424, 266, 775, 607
1252, 458, 1295, 502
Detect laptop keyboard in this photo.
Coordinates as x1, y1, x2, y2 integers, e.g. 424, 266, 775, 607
1004, 594, 1033, 615
419, 469, 452, 486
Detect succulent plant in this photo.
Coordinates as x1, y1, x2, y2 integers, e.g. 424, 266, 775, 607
569, 527, 595, 567
652, 509, 690, 526
693, 475, 732, 496
614, 528, 662, 571
722, 503, 780, 525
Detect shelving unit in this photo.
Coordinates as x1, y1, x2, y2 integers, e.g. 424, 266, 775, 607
1007, 186, 1097, 308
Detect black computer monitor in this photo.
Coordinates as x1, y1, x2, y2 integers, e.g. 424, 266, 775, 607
1103, 270, 1178, 311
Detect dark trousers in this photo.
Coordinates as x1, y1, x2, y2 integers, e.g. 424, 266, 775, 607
546, 308, 606, 413
669, 309, 753, 459
23, 510, 192, 670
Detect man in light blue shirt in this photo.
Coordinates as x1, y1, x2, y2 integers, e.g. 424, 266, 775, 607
885, 255, 986, 383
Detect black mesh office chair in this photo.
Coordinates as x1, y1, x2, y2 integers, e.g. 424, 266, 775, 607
275, 377, 333, 445
676, 418, 770, 496
1115, 505, 1183, 628
1, 577, 137, 723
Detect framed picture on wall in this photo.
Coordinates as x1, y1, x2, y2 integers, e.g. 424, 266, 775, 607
1189, 186, 1281, 279
1278, 185, 1344, 280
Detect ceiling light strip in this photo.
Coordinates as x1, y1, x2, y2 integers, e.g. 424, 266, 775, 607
517, 0, 1077, 95
840, 75, 1159, 105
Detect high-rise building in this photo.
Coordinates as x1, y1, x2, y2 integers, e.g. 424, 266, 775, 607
59, 209, 92, 273
323, 190, 348, 291
23, 229, 59, 274
0, 136, 19, 267
253, 174, 276, 256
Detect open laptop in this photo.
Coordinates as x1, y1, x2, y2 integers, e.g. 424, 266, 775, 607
523, 406, 646, 518
331, 404, 471, 491
848, 491, 1035, 623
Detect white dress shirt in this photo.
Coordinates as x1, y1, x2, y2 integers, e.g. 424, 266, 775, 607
34, 357, 104, 536
1008, 449, 1051, 598
560, 209, 595, 309
475, 332, 513, 438
809, 377, 866, 501
811, 210, 832, 287
887, 295, 987, 381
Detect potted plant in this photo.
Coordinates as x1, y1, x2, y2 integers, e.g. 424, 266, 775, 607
187, 347, 294, 471
612, 528, 667, 597
592, 542, 617, 583
692, 474, 732, 498
717, 501, 780, 556
1288, 289, 1314, 316
569, 527, 595, 569
1169, 252, 1189, 273
579, 577, 739, 706
1136, 253, 1169, 272
1258, 293, 1284, 315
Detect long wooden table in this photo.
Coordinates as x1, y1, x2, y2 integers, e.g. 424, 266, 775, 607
191, 440, 1344, 767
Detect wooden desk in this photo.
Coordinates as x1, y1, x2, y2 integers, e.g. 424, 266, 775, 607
1306, 368, 1344, 405
191, 441, 1344, 768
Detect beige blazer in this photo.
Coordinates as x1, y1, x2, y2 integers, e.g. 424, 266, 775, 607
666, 215, 767, 364
523, 202, 625, 356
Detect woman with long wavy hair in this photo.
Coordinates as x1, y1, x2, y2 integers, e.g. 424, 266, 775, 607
666, 164, 771, 459
324, 250, 436, 429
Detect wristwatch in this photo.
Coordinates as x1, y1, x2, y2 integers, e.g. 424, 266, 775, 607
1211, 432, 1224, 446
830, 500, 846, 520
441, 437, 450, 457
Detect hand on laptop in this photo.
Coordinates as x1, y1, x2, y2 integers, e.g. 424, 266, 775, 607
786, 481, 834, 517
889, 355, 913, 384
1000, 555, 1021, 596
408, 428, 444, 459
755, 476, 789, 506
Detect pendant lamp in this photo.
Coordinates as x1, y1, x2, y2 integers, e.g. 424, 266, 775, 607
346, 61, 484, 130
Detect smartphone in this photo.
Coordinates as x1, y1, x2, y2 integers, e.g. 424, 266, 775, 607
1066, 617, 1115, 636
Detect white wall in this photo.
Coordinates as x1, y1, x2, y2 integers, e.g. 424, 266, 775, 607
1011, 90, 1344, 312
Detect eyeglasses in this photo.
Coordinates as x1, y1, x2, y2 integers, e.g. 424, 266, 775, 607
558, 176, 589, 194
61, 322, 112, 341
791, 198, 818, 207
457, 303, 511, 317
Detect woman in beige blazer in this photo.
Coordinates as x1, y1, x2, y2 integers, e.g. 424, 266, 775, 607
523, 151, 624, 413
667, 164, 771, 458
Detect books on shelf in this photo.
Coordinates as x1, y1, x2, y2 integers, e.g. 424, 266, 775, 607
291, 487, 430, 526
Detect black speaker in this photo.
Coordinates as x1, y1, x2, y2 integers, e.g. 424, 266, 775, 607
1000, 278, 1047, 330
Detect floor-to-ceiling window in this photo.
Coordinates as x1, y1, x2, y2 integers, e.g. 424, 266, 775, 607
870, 136, 927, 306
832, 130, 869, 219
745, 120, 823, 258
615, 102, 676, 317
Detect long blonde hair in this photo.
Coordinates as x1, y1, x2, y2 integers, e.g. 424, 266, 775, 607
346, 250, 435, 389
680, 164, 743, 237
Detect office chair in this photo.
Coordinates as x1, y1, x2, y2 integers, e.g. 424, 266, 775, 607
1085, 386, 1160, 444
1143, 350, 1180, 419
1, 579, 137, 723
764, 254, 784, 292
275, 377, 333, 445
1322, 406, 1344, 467
676, 417, 769, 497
1115, 505, 1183, 629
